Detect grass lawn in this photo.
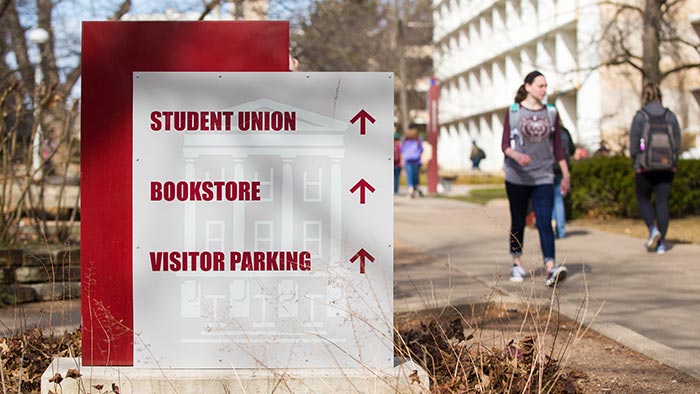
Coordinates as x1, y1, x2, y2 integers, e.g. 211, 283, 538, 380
440, 187, 700, 245
441, 186, 507, 205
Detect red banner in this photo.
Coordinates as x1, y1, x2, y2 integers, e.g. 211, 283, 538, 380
81, 21, 289, 366
427, 77, 440, 193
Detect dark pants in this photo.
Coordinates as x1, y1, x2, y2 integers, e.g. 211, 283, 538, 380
635, 171, 674, 241
506, 182, 555, 262
394, 166, 402, 194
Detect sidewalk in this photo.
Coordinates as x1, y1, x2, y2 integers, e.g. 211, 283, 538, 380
0, 299, 80, 337
394, 193, 700, 380
2, 192, 698, 380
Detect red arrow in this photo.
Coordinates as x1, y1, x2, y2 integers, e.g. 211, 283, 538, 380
350, 109, 376, 135
349, 178, 376, 204
349, 248, 375, 274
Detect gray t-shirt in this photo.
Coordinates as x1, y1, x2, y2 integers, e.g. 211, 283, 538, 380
501, 105, 564, 185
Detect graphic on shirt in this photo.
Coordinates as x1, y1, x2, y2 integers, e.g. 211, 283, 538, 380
520, 114, 550, 141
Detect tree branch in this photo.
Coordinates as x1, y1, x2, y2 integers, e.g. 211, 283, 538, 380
58, 0, 131, 98
60, 61, 82, 98
110, 0, 132, 21
199, 0, 222, 21
37, 0, 59, 89
598, 4, 641, 55
661, 62, 700, 80
0, 0, 10, 19
604, 56, 645, 74
661, 36, 700, 53
603, 34, 645, 74
660, 0, 684, 16
5, 0, 34, 98
598, 0, 644, 16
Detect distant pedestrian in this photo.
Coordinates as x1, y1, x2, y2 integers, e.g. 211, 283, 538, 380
552, 126, 575, 238
470, 140, 486, 170
594, 141, 610, 157
501, 70, 570, 286
394, 132, 402, 194
401, 124, 424, 198
630, 82, 681, 254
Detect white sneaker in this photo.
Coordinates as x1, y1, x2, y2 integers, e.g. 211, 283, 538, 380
656, 241, 667, 254
545, 265, 568, 287
510, 265, 526, 282
645, 228, 661, 252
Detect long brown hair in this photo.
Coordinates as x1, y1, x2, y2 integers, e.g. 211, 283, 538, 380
514, 70, 544, 103
642, 83, 662, 105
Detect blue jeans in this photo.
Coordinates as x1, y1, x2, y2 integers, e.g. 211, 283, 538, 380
506, 182, 555, 263
404, 161, 420, 189
394, 166, 402, 194
552, 176, 566, 238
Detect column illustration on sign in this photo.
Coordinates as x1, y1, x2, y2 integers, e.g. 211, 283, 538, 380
133, 72, 393, 369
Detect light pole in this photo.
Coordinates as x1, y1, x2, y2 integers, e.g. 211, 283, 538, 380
27, 27, 49, 179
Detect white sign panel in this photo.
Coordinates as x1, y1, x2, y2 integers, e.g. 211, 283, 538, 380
132, 72, 393, 369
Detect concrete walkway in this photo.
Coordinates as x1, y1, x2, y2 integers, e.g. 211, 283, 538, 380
394, 191, 700, 380
1, 187, 698, 381
0, 299, 80, 337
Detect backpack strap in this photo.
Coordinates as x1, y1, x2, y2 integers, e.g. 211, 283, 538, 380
509, 103, 519, 131
638, 107, 654, 144
546, 103, 557, 132
662, 108, 675, 148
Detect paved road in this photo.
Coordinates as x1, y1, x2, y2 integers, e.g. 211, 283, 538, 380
394, 192, 700, 380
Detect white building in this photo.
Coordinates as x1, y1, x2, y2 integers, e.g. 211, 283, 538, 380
433, 0, 700, 172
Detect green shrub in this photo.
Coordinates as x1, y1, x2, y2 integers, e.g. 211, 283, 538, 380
568, 156, 700, 219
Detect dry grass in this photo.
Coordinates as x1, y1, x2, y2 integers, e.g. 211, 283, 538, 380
394, 302, 589, 393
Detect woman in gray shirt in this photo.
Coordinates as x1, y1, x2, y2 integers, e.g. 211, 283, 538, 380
501, 71, 570, 287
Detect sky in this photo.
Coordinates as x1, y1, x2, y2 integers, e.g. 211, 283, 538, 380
18, 0, 312, 99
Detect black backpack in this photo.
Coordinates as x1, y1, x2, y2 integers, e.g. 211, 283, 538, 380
637, 108, 677, 171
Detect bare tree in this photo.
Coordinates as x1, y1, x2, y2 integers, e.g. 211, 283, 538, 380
0, 0, 130, 245
600, 0, 700, 86
293, 1, 390, 71
291, 0, 433, 133
3, 0, 131, 178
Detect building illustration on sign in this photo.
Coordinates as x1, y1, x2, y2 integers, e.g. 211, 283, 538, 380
178, 98, 349, 338
132, 72, 393, 369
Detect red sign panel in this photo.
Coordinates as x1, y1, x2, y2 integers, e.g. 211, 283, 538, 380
81, 21, 289, 366
427, 77, 440, 193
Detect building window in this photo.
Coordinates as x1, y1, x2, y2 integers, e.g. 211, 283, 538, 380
254, 168, 274, 202
205, 168, 227, 181
206, 221, 225, 250
303, 221, 322, 257
303, 168, 323, 202
255, 221, 273, 250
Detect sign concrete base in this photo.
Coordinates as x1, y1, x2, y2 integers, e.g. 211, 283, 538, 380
41, 357, 429, 394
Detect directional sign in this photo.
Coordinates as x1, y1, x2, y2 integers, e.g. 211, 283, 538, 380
349, 178, 376, 204
350, 248, 375, 274
350, 109, 376, 135
132, 72, 394, 369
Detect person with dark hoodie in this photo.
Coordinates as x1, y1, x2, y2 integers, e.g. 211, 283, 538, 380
629, 83, 682, 254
